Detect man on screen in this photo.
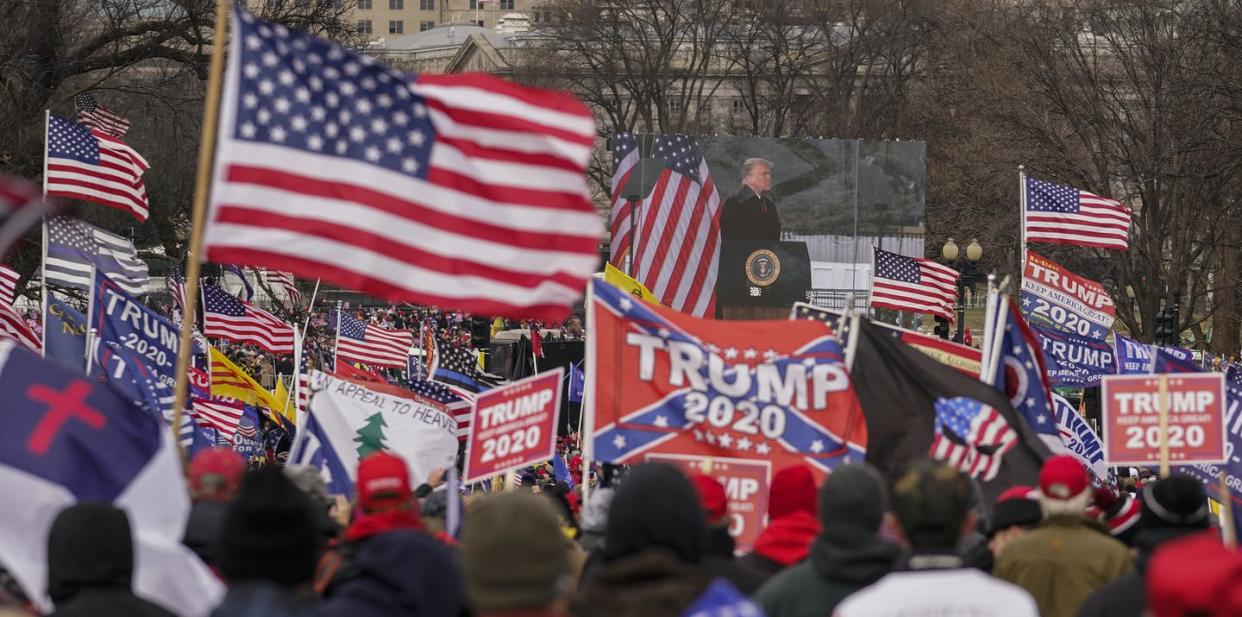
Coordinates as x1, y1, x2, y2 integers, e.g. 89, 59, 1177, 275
721, 157, 781, 242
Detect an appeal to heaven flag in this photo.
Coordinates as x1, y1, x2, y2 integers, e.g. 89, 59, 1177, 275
289, 370, 458, 497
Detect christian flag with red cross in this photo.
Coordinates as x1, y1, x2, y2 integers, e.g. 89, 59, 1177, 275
588, 278, 868, 481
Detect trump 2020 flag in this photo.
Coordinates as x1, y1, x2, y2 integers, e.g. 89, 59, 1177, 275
589, 278, 867, 480
0, 340, 222, 615
204, 8, 602, 320
1053, 394, 1110, 484
289, 370, 458, 497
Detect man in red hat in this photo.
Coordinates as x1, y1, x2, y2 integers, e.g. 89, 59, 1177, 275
994, 455, 1132, 617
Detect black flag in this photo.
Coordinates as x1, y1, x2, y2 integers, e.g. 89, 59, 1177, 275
851, 319, 1050, 506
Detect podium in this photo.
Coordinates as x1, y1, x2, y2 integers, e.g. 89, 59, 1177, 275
716, 240, 812, 317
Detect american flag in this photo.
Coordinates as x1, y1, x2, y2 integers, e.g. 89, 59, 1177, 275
870, 246, 960, 322
262, 270, 301, 308
430, 338, 503, 395
407, 378, 473, 440
296, 342, 313, 414
1024, 177, 1131, 250
332, 309, 413, 368
930, 396, 1018, 481
45, 216, 149, 295
0, 265, 18, 306
202, 281, 295, 354
168, 265, 187, 315
0, 302, 39, 352
607, 132, 640, 270
202, 9, 601, 321
190, 367, 245, 438
620, 134, 721, 317
74, 93, 131, 138
44, 114, 149, 221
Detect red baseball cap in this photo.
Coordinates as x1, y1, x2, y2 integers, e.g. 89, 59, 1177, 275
1039, 455, 1089, 500
188, 447, 246, 501
690, 474, 728, 524
357, 451, 412, 513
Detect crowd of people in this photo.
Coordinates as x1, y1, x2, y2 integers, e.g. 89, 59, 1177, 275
4, 449, 1239, 617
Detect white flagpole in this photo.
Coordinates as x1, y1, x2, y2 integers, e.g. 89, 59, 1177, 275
84, 266, 97, 375
980, 273, 998, 375
581, 280, 597, 507
982, 292, 1011, 386
41, 110, 50, 358
333, 300, 342, 372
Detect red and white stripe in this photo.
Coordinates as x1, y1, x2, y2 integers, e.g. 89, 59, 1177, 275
0, 303, 40, 352
338, 325, 413, 368
263, 270, 301, 307
204, 301, 295, 354
607, 143, 639, 269
929, 407, 1017, 481
0, 266, 18, 306
78, 105, 131, 138
629, 162, 721, 317
1025, 180, 1130, 250
46, 129, 150, 222
192, 396, 246, 438
870, 249, 961, 322
205, 16, 601, 320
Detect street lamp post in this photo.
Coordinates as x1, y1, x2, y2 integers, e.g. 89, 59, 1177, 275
940, 238, 984, 343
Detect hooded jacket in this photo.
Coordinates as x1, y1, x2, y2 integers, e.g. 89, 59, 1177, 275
576, 464, 713, 617
739, 466, 821, 580
46, 503, 176, 617
318, 528, 461, 617
754, 526, 900, 617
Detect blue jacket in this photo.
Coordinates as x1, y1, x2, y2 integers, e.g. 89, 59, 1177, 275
318, 530, 462, 617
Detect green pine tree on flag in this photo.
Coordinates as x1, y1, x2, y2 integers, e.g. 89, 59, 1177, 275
354, 412, 388, 459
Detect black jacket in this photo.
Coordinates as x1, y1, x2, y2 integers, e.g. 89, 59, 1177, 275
318, 530, 461, 617
184, 500, 231, 566
47, 503, 176, 617
720, 188, 781, 242
699, 525, 767, 595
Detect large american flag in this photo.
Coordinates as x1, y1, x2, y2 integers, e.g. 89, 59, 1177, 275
930, 396, 1018, 481
870, 246, 960, 321
44, 114, 149, 221
618, 134, 722, 317
74, 93, 131, 138
607, 132, 640, 270
202, 281, 295, 354
0, 265, 18, 306
333, 309, 413, 368
1024, 177, 1131, 250
203, 9, 601, 320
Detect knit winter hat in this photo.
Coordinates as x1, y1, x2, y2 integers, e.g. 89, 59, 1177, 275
691, 474, 728, 524
463, 492, 572, 612
217, 467, 321, 587
1147, 532, 1242, 617
1140, 475, 1210, 531
356, 451, 412, 514
988, 485, 1042, 537
819, 464, 888, 537
1038, 455, 1091, 517
769, 465, 817, 520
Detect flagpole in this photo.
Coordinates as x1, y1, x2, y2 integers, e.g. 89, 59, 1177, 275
982, 292, 1011, 386
333, 300, 342, 372
171, 0, 231, 460
41, 110, 50, 358
1018, 165, 1028, 299
581, 280, 597, 507
980, 273, 998, 375
84, 266, 97, 375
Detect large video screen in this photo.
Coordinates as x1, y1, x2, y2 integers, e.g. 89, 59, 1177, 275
611, 134, 925, 315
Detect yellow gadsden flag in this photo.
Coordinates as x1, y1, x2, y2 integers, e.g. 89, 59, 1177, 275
209, 346, 291, 423
604, 263, 660, 305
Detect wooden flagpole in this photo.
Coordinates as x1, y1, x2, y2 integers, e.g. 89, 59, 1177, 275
1156, 374, 1171, 478
171, 0, 231, 459
1220, 473, 1236, 548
